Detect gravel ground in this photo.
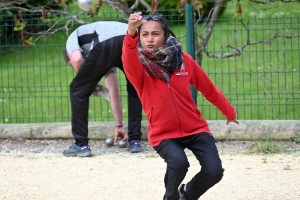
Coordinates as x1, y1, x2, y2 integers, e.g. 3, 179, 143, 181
0, 138, 299, 200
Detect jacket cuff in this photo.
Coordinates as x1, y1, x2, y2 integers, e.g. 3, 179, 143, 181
124, 31, 138, 49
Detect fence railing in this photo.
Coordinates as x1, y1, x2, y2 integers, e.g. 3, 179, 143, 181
0, 11, 299, 124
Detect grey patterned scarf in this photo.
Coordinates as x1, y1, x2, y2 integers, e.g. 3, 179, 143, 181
138, 36, 183, 83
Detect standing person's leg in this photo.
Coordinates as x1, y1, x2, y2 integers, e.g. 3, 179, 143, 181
182, 133, 224, 200
154, 139, 190, 200
119, 45, 143, 153
126, 77, 143, 152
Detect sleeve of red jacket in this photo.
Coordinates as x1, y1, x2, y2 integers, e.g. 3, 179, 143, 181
121, 32, 143, 92
187, 54, 237, 120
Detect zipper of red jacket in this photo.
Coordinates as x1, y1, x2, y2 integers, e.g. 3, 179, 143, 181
168, 82, 182, 135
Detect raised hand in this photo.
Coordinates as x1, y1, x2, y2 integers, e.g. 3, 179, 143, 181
127, 12, 147, 37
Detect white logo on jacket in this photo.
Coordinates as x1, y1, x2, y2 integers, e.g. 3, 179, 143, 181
176, 64, 188, 76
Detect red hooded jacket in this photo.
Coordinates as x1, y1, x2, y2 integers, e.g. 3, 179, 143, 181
122, 33, 236, 147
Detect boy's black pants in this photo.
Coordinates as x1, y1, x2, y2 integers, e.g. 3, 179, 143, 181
154, 133, 224, 200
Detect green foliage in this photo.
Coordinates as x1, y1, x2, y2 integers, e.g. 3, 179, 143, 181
0, 0, 73, 48
156, 0, 179, 11
249, 135, 281, 154
26, 37, 35, 45
41, 12, 57, 26
26, 0, 74, 8
290, 137, 300, 143
145, 154, 159, 158
13, 20, 25, 31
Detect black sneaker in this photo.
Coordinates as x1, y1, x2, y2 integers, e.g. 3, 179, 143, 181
127, 140, 142, 153
62, 143, 92, 157
178, 184, 188, 200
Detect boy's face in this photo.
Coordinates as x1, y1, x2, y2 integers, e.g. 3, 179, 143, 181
139, 20, 166, 51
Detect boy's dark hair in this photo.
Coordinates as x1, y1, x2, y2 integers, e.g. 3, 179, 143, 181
137, 14, 176, 38
63, 47, 69, 63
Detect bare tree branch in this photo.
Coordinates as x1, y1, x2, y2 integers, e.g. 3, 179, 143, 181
129, 0, 151, 11
248, 0, 299, 3
189, 0, 300, 62
102, 0, 130, 19
246, 0, 279, 10
28, 12, 87, 42
0, 0, 139, 43
203, 19, 300, 59
129, 0, 140, 10
139, 0, 151, 10
197, 0, 227, 63
248, 0, 275, 3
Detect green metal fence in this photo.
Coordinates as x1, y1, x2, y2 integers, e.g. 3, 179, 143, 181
0, 10, 299, 124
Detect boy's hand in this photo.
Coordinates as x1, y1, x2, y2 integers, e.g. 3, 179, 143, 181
114, 127, 128, 143
127, 12, 147, 37
226, 118, 240, 125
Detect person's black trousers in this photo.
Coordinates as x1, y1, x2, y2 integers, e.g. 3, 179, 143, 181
70, 35, 142, 146
154, 132, 224, 200
125, 77, 142, 141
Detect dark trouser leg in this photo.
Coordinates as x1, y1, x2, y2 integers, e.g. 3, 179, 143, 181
185, 133, 224, 200
70, 82, 94, 146
126, 78, 142, 141
71, 36, 124, 146
154, 139, 190, 200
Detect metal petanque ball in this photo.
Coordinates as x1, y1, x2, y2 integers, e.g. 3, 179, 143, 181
118, 140, 127, 148
78, 0, 92, 11
105, 138, 114, 147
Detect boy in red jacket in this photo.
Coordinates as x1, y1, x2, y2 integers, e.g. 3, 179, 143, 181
122, 12, 239, 200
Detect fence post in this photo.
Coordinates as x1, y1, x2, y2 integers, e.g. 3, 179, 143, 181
185, 2, 197, 103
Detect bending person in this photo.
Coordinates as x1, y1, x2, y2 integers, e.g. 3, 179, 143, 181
62, 21, 143, 157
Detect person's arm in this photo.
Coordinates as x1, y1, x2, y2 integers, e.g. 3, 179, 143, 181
188, 54, 239, 125
104, 72, 128, 142
127, 12, 146, 37
122, 12, 147, 92
68, 49, 84, 73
